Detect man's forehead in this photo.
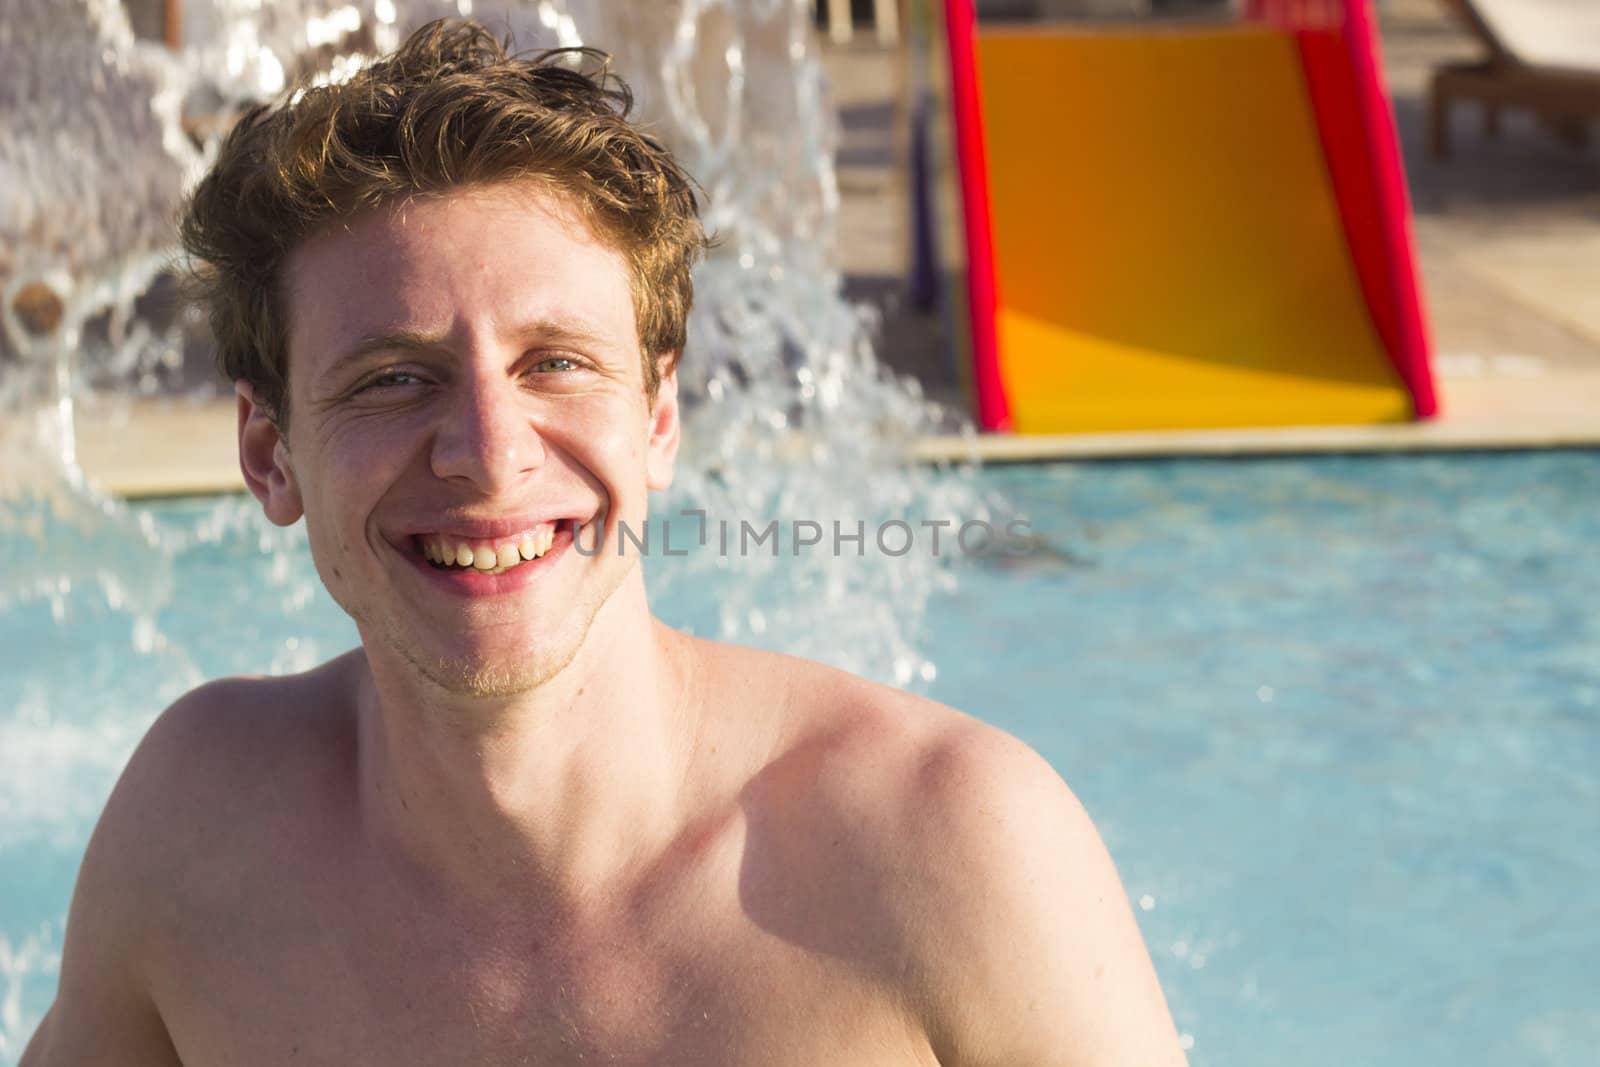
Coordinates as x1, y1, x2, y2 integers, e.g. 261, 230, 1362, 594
285, 184, 613, 294
282, 184, 637, 363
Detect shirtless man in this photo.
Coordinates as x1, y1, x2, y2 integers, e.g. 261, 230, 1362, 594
23, 20, 1187, 1066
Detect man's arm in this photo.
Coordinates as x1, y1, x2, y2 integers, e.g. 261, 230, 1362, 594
902, 723, 1189, 1066
20, 703, 191, 1066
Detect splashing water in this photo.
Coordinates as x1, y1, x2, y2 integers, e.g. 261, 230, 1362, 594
0, 0, 998, 1052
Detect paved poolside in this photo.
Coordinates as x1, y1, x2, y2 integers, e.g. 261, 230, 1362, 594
65, 2, 1600, 495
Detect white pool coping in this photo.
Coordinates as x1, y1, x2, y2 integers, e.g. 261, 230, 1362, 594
29, 365, 1600, 500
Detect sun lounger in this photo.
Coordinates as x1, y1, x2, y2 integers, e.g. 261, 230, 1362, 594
1432, 0, 1600, 158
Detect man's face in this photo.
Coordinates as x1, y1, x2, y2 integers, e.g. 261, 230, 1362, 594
240, 182, 679, 696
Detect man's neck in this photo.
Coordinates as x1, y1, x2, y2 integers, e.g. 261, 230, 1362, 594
349, 575, 706, 922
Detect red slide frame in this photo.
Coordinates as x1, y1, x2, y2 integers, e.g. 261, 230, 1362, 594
944, 0, 1437, 431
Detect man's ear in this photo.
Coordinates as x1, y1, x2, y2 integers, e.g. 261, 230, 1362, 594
236, 382, 303, 527
645, 358, 681, 492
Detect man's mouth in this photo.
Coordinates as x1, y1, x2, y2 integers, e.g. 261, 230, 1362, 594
414, 523, 562, 576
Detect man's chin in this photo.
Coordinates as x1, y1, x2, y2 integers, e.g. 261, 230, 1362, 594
370, 569, 623, 701
441, 661, 548, 699
402, 646, 577, 700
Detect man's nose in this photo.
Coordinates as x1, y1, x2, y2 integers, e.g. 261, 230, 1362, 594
429, 375, 545, 492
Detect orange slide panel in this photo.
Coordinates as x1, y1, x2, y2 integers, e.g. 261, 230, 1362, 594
977, 26, 1411, 433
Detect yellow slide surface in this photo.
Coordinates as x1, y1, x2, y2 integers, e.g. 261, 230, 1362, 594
977, 26, 1411, 433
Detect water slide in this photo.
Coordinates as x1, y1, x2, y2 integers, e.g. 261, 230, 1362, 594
940, 0, 1438, 433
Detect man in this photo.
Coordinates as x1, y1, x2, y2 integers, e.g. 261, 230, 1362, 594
24, 20, 1187, 1065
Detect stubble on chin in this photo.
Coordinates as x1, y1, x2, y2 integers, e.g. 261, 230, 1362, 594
349, 547, 641, 703
391, 629, 584, 699
384, 584, 619, 701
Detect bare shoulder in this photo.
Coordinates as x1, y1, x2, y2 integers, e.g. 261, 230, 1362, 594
140, 651, 359, 770
105, 654, 363, 917
709, 643, 1187, 1067
19, 656, 359, 1065
207, 653, 348, 737
881, 717, 1187, 1065
102, 655, 358, 855
705, 636, 1059, 818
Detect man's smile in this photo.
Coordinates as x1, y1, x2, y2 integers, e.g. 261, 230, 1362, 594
418, 525, 558, 574
392, 520, 582, 595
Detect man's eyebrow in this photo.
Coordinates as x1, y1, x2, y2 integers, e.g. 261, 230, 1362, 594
324, 329, 446, 377
515, 318, 611, 349
328, 319, 612, 371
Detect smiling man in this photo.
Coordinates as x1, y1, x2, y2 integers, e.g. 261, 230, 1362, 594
22, 19, 1186, 1066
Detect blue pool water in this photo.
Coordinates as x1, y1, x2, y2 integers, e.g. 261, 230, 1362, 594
3, 451, 1598, 1064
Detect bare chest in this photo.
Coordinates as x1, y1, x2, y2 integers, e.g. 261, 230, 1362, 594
149, 858, 935, 1066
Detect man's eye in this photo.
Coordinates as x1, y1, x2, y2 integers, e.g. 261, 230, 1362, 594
363, 370, 424, 389
533, 356, 581, 373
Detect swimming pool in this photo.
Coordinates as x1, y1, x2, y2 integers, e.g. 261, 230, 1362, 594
3, 451, 1597, 1064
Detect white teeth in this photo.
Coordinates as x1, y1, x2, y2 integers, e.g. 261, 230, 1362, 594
423, 528, 558, 571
